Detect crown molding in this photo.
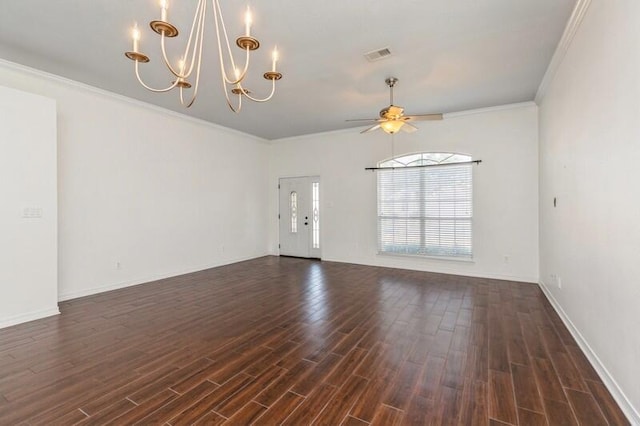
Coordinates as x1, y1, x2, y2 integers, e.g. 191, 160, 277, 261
443, 101, 536, 119
270, 125, 366, 144
535, 0, 592, 104
0, 58, 269, 144
271, 101, 537, 144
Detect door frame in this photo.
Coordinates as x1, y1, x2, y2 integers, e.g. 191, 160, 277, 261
278, 175, 321, 259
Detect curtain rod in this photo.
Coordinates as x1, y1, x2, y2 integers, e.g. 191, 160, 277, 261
365, 159, 482, 171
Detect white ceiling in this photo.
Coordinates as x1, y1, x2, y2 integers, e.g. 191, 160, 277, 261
0, 0, 576, 140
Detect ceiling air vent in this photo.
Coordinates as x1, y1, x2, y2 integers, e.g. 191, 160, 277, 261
364, 47, 392, 62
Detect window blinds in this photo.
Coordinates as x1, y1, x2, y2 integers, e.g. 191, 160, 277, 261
377, 162, 473, 258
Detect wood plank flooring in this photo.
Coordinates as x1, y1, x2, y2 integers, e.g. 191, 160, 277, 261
0, 256, 629, 425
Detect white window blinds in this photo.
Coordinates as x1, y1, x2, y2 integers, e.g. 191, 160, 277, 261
377, 153, 473, 259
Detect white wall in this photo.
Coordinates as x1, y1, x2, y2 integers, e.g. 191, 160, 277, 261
538, 0, 640, 420
269, 103, 539, 282
0, 86, 58, 327
0, 61, 270, 301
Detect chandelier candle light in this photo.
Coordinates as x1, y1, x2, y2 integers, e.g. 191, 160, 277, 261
124, 0, 282, 111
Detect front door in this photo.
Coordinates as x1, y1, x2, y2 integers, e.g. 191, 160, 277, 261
279, 176, 320, 258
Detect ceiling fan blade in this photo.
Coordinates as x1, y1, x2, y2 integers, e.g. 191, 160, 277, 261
360, 124, 381, 134
346, 118, 379, 122
400, 122, 418, 133
404, 113, 443, 122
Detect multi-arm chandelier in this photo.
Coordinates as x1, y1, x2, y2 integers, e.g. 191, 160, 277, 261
124, 0, 282, 111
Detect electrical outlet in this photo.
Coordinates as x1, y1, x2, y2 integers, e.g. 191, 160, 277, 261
549, 274, 562, 289
503, 255, 509, 264
116, 261, 122, 270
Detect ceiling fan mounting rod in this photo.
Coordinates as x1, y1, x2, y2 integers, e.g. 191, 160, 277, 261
385, 77, 398, 105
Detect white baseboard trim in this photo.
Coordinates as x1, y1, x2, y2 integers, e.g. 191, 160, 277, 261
0, 306, 60, 330
320, 256, 539, 284
538, 280, 640, 424
58, 253, 269, 302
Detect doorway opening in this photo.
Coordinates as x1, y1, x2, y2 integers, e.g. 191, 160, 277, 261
278, 176, 320, 259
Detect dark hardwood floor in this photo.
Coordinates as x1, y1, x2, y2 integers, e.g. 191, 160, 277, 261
0, 256, 629, 425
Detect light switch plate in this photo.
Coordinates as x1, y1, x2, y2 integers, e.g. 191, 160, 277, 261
22, 207, 43, 218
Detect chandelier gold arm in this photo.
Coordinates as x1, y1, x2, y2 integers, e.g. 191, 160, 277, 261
230, 93, 243, 113
179, 84, 198, 108
224, 84, 243, 113
125, 0, 281, 109
176, 10, 205, 109
240, 77, 277, 103
158, 0, 206, 79
213, 0, 250, 85
134, 60, 180, 93
222, 48, 251, 86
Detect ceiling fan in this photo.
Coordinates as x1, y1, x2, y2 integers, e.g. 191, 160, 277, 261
347, 77, 443, 134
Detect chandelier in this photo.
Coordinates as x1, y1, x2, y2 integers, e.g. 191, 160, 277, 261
124, 0, 282, 111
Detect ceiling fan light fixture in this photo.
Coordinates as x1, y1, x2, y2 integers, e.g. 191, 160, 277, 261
346, 77, 443, 135
380, 120, 405, 134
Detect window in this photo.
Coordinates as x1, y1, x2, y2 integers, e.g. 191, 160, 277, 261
377, 152, 473, 259
290, 191, 298, 233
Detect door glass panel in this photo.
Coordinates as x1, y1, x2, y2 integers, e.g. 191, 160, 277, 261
312, 182, 320, 248
290, 191, 298, 233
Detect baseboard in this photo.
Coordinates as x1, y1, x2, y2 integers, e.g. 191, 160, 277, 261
0, 306, 60, 330
58, 253, 269, 302
538, 280, 640, 424
320, 256, 539, 284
